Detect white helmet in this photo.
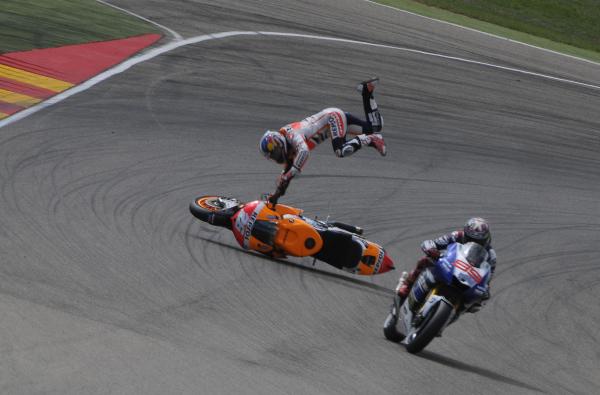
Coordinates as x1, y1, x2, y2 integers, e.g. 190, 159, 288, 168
464, 217, 491, 247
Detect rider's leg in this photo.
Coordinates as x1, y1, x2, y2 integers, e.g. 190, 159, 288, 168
332, 111, 386, 157
396, 256, 434, 298
407, 268, 436, 313
327, 109, 358, 158
358, 77, 383, 133
332, 78, 387, 157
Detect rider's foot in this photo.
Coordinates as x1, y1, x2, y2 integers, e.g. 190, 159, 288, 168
368, 133, 387, 156
395, 271, 410, 298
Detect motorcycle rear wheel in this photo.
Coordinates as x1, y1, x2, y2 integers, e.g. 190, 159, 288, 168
405, 302, 453, 354
383, 312, 404, 343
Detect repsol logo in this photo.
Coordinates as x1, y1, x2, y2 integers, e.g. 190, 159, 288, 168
328, 117, 340, 138
372, 248, 384, 274
242, 206, 260, 249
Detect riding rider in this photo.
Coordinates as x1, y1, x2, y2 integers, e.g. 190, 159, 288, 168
396, 217, 497, 310
259, 78, 387, 204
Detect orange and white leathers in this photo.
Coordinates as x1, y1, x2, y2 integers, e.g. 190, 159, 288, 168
278, 107, 366, 183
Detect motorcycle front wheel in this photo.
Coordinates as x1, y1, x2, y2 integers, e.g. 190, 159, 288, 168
405, 302, 453, 354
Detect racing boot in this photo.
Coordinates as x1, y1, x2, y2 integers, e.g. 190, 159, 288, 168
396, 256, 433, 298
356, 76, 379, 92
367, 133, 387, 156
395, 271, 410, 298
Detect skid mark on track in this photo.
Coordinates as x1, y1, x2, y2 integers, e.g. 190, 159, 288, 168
2, 31, 600, 130
186, 232, 392, 297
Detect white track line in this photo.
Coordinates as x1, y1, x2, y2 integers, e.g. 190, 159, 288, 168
2, 31, 600, 129
97, 0, 183, 41
364, 0, 600, 67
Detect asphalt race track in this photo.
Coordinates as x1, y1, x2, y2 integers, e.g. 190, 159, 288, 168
1, 1, 599, 394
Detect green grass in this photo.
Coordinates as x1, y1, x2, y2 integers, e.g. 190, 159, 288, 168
375, 0, 600, 63
0, 0, 161, 54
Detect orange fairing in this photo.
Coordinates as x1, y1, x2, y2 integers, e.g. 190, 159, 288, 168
275, 216, 323, 256
244, 202, 318, 256
355, 242, 395, 275
272, 203, 303, 217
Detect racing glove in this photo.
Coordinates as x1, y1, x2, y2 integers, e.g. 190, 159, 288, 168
268, 192, 281, 205
421, 239, 440, 259
269, 175, 291, 205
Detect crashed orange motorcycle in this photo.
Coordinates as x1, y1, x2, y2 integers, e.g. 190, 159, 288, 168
190, 196, 395, 275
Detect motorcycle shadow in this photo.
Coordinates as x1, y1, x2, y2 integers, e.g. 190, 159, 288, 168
417, 350, 544, 392
189, 234, 392, 297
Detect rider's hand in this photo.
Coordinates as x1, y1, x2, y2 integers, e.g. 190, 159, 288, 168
421, 239, 440, 259
268, 193, 280, 205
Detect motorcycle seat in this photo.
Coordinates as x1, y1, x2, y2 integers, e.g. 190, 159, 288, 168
313, 229, 363, 270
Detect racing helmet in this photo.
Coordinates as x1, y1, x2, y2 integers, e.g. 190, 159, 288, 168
464, 217, 491, 247
259, 130, 287, 164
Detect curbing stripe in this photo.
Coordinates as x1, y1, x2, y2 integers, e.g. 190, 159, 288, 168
2, 30, 600, 130
0, 88, 41, 106
0, 77, 57, 99
0, 101, 23, 116
0, 64, 73, 93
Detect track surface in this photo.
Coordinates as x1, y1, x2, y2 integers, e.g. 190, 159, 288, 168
1, 1, 599, 394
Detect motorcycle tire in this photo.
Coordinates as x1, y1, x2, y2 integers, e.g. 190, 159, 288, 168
405, 302, 453, 354
383, 311, 404, 343
189, 196, 238, 229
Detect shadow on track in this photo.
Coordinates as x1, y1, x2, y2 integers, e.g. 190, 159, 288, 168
418, 350, 544, 392
188, 234, 393, 297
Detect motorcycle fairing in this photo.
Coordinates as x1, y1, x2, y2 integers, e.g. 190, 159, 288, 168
231, 200, 322, 256
396, 242, 492, 340
434, 243, 491, 305
191, 196, 395, 276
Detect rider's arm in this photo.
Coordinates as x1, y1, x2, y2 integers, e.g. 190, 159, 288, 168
269, 135, 308, 204
435, 230, 462, 249
279, 134, 308, 186
487, 246, 497, 276
421, 230, 462, 257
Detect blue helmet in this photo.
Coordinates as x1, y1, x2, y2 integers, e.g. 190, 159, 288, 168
259, 130, 287, 164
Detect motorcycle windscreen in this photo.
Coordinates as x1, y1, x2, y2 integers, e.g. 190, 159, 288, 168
460, 242, 487, 268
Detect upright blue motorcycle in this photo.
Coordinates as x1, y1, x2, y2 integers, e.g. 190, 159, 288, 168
383, 242, 491, 353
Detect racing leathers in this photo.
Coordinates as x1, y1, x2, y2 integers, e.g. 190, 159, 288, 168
270, 80, 385, 203
396, 230, 497, 310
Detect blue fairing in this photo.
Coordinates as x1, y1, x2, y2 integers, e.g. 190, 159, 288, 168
432, 243, 459, 285
432, 243, 490, 305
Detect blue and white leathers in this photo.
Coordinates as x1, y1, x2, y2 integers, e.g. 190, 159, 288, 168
386, 242, 491, 353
